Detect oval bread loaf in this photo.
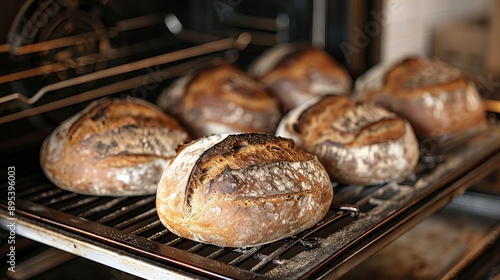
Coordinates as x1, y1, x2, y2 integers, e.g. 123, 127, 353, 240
157, 63, 282, 138
40, 97, 190, 196
248, 43, 352, 112
276, 95, 419, 185
156, 133, 333, 247
356, 57, 486, 139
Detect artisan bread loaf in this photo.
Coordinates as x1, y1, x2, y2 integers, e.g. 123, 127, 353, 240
276, 95, 419, 185
248, 43, 351, 112
40, 97, 190, 196
157, 63, 282, 138
156, 133, 333, 247
356, 57, 487, 139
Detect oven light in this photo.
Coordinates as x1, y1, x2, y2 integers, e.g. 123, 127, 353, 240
165, 14, 183, 34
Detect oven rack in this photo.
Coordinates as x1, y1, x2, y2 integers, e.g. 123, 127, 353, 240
1, 128, 499, 279
0, 12, 252, 125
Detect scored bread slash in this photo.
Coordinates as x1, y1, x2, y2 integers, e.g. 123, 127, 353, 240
156, 133, 333, 247
355, 57, 487, 140
276, 95, 419, 186
40, 97, 190, 196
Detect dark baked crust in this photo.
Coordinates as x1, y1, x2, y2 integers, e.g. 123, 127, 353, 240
156, 133, 333, 247
40, 97, 190, 196
276, 95, 419, 185
188, 134, 313, 202
357, 57, 487, 139
248, 44, 352, 112
157, 63, 282, 138
381, 57, 468, 98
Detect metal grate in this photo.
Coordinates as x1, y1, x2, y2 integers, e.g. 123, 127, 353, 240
0, 35, 249, 125
0, 7, 256, 127
1, 128, 500, 279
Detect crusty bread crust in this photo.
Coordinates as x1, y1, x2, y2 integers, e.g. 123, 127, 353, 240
157, 63, 282, 138
357, 57, 487, 139
40, 98, 190, 196
248, 44, 351, 112
156, 133, 333, 247
277, 95, 419, 185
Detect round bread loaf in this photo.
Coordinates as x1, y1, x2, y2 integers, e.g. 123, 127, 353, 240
248, 43, 352, 112
276, 95, 419, 185
157, 63, 282, 138
156, 133, 333, 247
40, 97, 190, 196
356, 57, 487, 139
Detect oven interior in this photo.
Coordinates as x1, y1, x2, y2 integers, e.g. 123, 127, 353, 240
1, 0, 499, 279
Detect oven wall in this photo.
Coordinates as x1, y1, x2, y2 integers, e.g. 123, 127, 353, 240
380, 0, 491, 63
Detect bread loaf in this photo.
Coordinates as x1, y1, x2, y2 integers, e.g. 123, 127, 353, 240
156, 133, 333, 247
276, 95, 419, 185
40, 97, 190, 196
157, 63, 282, 138
356, 57, 487, 139
248, 43, 352, 112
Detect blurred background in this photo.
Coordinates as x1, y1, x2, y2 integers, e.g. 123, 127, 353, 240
381, 0, 499, 91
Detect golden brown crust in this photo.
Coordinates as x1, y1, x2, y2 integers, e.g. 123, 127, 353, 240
67, 99, 183, 145
276, 95, 419, 185
187, 134, 313, 205
258, 48, 349, 85
296, 96, 406, 148
157, 63, 282, 138
357, 57, 487, 139
40, 98, 190, 196
156, 133, 333, 247
248, 44, 352, 112
380, 57, 468, 99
